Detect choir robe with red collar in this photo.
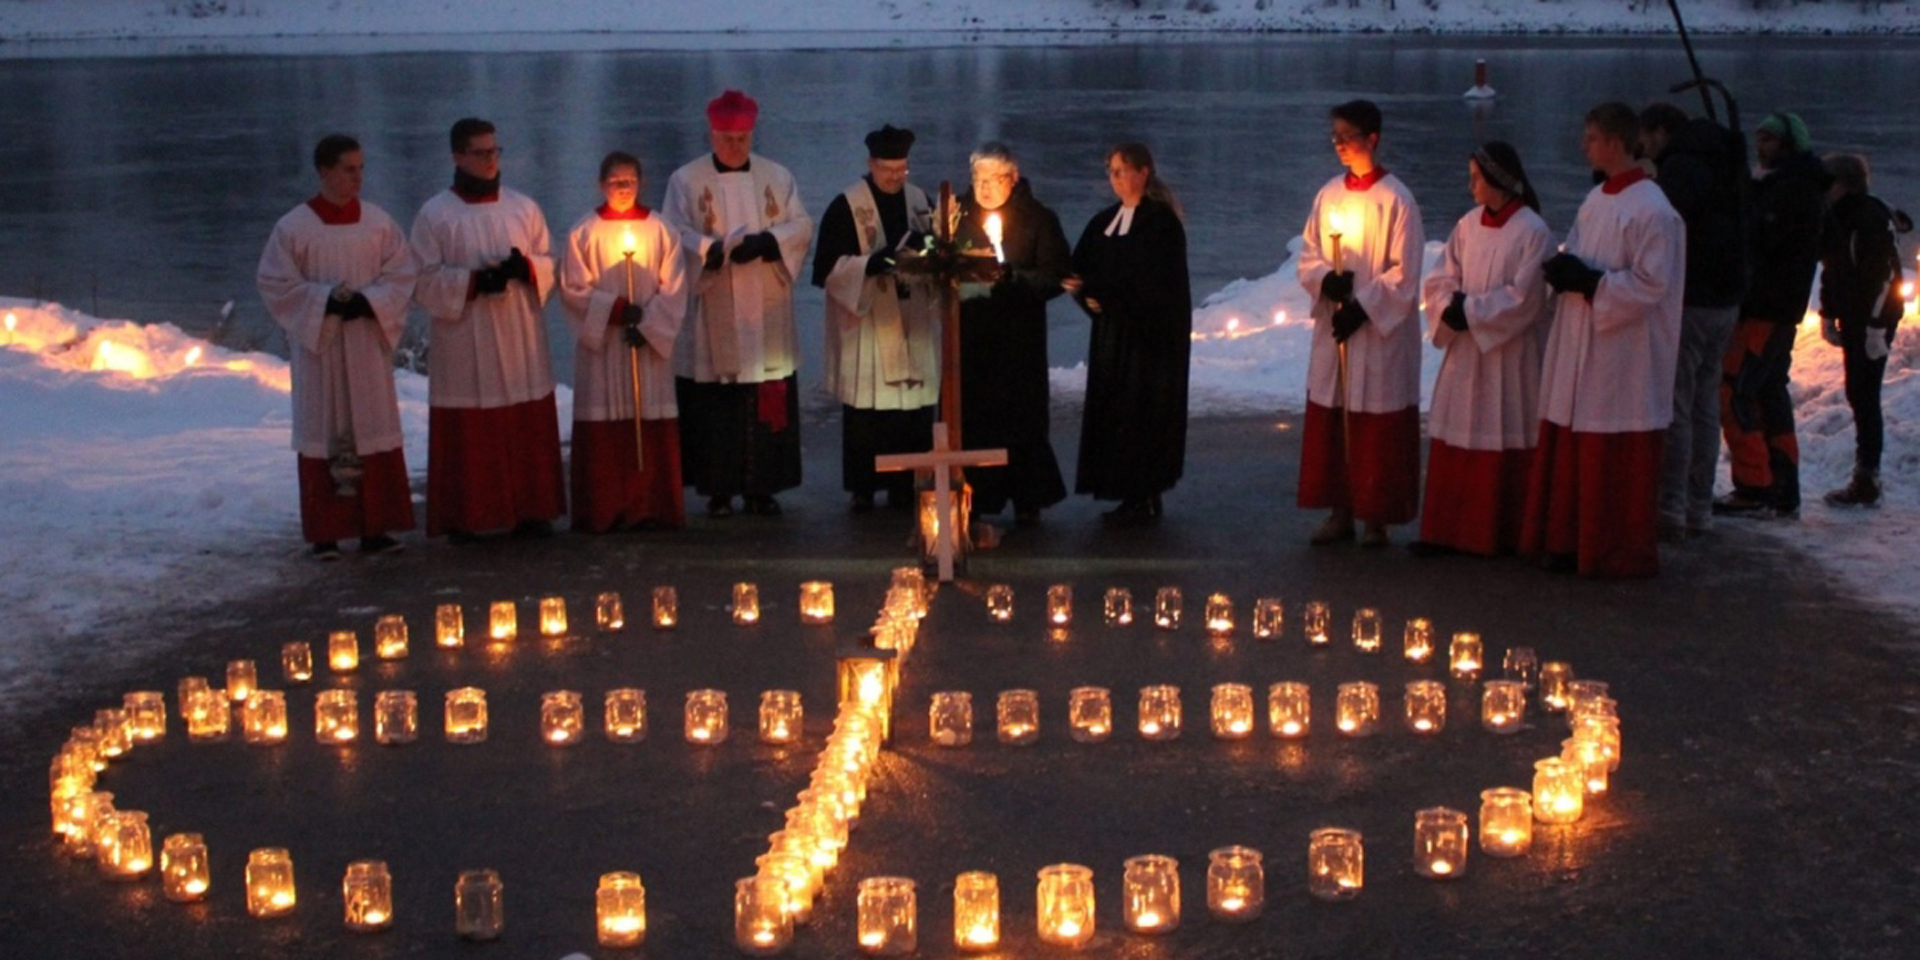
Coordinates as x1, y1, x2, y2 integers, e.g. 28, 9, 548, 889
256, 196, 419, 545
558, 205, 689, 530
1295, 170, 1427, 525
1518, 169, 1685, 578
1418, 201, 1554, 555
410, 185, 565, 536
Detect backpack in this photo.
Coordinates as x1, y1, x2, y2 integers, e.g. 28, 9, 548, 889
1875, 204, 1912, 325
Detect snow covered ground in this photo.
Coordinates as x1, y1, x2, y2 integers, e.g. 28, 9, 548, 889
1, 0, 1915, 48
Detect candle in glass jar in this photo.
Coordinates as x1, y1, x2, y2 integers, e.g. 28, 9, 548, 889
605, 688, 647, 742
1562, 736, 1610, 795
96, 810, 152, 879
1035, 863, 1096, 948
1137, 684, 1182, 740
756, 850, 815, 924
542, 690, 585, 745
953, 870, 999, 951
685, 689, 729, 744
374, 690, 418, 744
241, 690, 289, 744
596, 871, 646, 947
282, 642, 314, 683
1538, 661, 1574, 712
435, 603, 466, 647
1449, 632, 1483, 681
1574, 714, 1622, 771
1503, 645, 1539, 687
732, 582, 761, 624
1351, 607, 1382, 653
1206, 845, 1263, 921
1204, 593, 1234, 635
1481, 680, 1526, 734
1210, 683, 1255, 739
1068, 686, 1112, 742
799, 581, 835, 624
1478, 787, 1533, 857
124, 691, 166, 742
329, 629, 360, 672
185, 687, 230, 741
538, 596, 568, 637
1103, 587, 1133, 625
246, 847, 296, 917
1252, 597, 1284, 640
226, 659, 258, 702
1335, 681, 1379, 736
1307, 827, 1364, 900
1153, 587, 1182, 630
315, 689, 358, 744
929, 691, 973, 747
1413, 807, 1470, 879
652, 586, 678, 629
444, 687, 489, 743
488, 601, 518, 642
1302, 601, 1332, 645
161, 832, 210, 902
592, 592, 624, 632
759, 689, 803, 744
1566, 679, 1611, 724
735, 874, 791, 955
1122, 854, 1180, 933
1046, 585, 1073, 625
1532, 757, 1584, 823
374, 614, 408, 660
1403, 617, 1434, 662
997, 689, 1039, 745
455, 869, 505, 941
343, 860, 393, 931
985, 584, 1014, 622
1403, 680, 1447, 734
856, 876, 917, 955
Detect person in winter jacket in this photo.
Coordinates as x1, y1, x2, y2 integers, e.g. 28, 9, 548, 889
1816, 153, 1909, 508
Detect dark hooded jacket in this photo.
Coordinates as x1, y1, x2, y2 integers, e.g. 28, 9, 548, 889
1651, 117, 1749, 309
1743, 148, 1832, 323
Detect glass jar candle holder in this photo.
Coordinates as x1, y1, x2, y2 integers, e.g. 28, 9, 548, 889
1539, 661, 1575, 712
375, 690, 418, 745
1574, 714, 1622, 772
184, 687, 230, 741
538, 595, 569, 637
1267, 681, 1311, 738
455, 869, 505, 941
374, 613, 408, 660
1036, 863, 1095, 948
1210, 683, 1255, 740
246, 847, 296, 917
1307, 827, 1363, 900
651, 586, 678, 629
435, 603, 466, 647
1567, 679, 1611, 724
732, 582, 761, 625
756, 850, 815, 924
1068, 686, 1112, 743
590, 592, 623, 632
1335, 681, 1379, 737
226, 659, 258, 702
1414, 807, 1470, 879
1503, 645, 1539, 687
604, 688, 647, 742
1482, 680, 1527, 734
488, 600, 518, 642
178, 675, 211, 712
97, 810, 153, 880
445, 687, 488, 743
1103, 587, 1133, 625
1204, 592, 1234, 635
985, 584, 1014, 622
315, 689, 358, 744
94, 709, 131, 759
1153, 586, 1182, 630
997, 689, 1040, 745
329, 629, 360, 672
1403, 680, 1447, 734
1122, 854, 1180, 934
1252, 597, 1284, 640
1562, 737, 1611, 795
61, 790, 111, 859
1351, 607, 1382, 653
1403, 617, 1434, 662
161, 832, 210, 902
1137, 684, 1182, 741
1532, 757, 1584, 824
735, 874, 792, 955
343, 860, 393, 931
799, 581, 835, 624
685, 689, 729, 744
1302, 600, 1332, 645
596, 871, 646, 947
1206, 845, 1263, 921
929, 691, 973, 747
123, 691, 165, 742
241, 690, 289, 745
1479, 787, 1534, 857
281, 642, 313, 683
1046, 585, 1073, 626
759, 689, 803, 744
856, 876, 917, 955
542, 690, 585, 745
953, 870, 999, 951
1449, 632, 1484, 681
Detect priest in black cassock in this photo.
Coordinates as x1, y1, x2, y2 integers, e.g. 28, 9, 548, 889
954, 141, 1071, 527
812, 125, 940, 512
1065, 142, 1192, 523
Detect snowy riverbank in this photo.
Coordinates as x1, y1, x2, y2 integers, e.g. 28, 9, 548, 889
1, 0, 1916, 50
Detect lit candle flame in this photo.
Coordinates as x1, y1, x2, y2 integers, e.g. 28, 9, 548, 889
1429, 860, 1453, 876
1327, 207, 1348, 238
1219, 896, 1245, 911
184, 346, 202, 366
621, 226, 638, 257
1281, 721, 1302, 736
4, 311, 15, 332
1057, 920, 1082, 937
984, 213, 1006, 263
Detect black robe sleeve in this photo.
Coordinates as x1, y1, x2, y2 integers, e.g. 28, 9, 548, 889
812, 193, 857, 289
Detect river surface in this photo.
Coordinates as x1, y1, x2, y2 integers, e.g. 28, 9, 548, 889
1, 35, 1913, 382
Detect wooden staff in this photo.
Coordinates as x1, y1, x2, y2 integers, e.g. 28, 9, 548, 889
622, 237, 645, 472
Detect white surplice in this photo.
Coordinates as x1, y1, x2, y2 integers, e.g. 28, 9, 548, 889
409, 187, 557, 409
821, 179, 940, 411
1296, 172, 1427, 413
558, 209, 687, 421
1422, 204, 1555, 450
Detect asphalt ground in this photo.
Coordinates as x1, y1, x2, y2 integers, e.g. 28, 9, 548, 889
4, 409, 1918, 960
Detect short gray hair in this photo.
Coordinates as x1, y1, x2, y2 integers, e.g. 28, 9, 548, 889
969, 141, 1018, 174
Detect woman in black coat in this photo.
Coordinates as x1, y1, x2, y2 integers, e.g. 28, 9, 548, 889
1816, 152, 1909, 507
1064, 143, 1193, 522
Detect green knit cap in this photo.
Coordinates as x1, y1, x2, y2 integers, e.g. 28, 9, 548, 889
1757, 112, 1810, 151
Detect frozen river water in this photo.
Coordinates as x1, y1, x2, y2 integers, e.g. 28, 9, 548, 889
0, 35, 1913, 382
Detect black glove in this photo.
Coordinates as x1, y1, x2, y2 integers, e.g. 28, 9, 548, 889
1442, 291, 1469, 332
865, 250, 895, 276
500, 247, 533, 285
342, 292, 376, 321
1543, 253, 1602, 299
1332, 299, 1369, 343
619, 302, 645, 328
472, 265, 508, 295
622, 323, 647, 350
730, 231, 781, 264
1320, 270, 1355, 303
702, 243, 725, 272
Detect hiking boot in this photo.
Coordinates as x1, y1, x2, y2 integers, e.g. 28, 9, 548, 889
311, 541, 342, 561
1823, 471, 1882, 508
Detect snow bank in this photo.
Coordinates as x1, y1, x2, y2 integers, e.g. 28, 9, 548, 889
1, 0, 1914, 48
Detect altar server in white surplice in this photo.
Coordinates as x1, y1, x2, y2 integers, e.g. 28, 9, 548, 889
1414, 141, 1553, 558
812, 124, 940, 512
410, 117, 565, 540
1521, 102, 1685, 579
256, 133, 419, 561
558, 151, 689, 532
662, 89, 813, 519
1296, 99, 1426, 549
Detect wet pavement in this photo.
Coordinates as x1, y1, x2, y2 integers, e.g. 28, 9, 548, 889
5, 411, 1919, 960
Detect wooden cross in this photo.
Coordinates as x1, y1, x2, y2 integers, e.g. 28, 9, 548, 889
875, 422, 1006, 582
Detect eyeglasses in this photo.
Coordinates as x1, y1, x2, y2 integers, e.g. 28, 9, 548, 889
463, 147, 503, 160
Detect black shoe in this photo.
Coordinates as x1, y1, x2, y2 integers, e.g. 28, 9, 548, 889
1711, 493, 1776, 518
707, 496, 735, 518
850, 492, 876, 513
359, 534, 403, 555
311, 541, 342, 561
746, 495, 783, 517
512, 519, 554, 539
1406, 540, 1459, 558
1103, 498, 1158, 524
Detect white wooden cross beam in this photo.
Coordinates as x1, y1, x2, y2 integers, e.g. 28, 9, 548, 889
875, 422, 1007, 582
